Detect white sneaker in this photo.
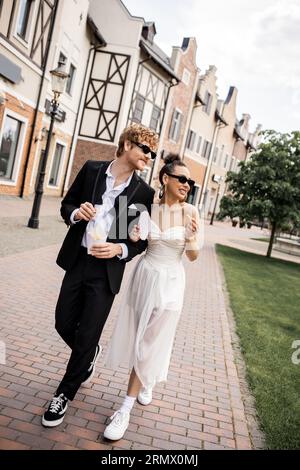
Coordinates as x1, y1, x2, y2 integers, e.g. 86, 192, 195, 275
103, 410, 130, 441
137, 386, 153, 406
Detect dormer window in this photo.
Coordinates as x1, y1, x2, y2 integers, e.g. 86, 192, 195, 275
203, 91, 212, 115
142, 22, 156, 44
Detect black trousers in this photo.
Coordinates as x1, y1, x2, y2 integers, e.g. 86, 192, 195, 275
55, 248, 115, 400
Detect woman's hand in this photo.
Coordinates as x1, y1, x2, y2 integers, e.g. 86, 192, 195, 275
185, 214, 198, 241
129, 224, 141, 242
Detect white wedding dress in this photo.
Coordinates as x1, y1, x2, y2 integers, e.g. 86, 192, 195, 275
104, 219, 187, 388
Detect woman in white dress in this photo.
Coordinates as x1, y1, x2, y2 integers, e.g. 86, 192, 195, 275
103, 154, 200, 441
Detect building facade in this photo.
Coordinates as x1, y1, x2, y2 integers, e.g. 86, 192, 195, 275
0, 0, 104, 197
182, 65, 220, 207
0, 0, 58, 196
68, 0, 180, 188
151, 37, 200, 197
0, 0, 262, 210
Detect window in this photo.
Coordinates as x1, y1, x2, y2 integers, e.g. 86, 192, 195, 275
203, 91, 212, 115
196, 136, 202, 154
59, 51, 67, 65
201, 140, 207, 158
202, 140, 212, 159
229, 156, 235, 171
186, 130, 196, 151
49, 143, 64, 186
182, 68, 191, 86
207, 142, 212, 159
0, 115, 21, 180
66, 63, 76, 95
213, 146, 219, 163
132, 94, 145, 123
17, 0, 34, 40
169, 109, 182, 142
187, 185, 199, 205
224, 153, 229, 168
150, 105, 160, 131
218, 144, 224, 166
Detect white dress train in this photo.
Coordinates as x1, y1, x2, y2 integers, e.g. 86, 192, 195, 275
104, 221, 187, 388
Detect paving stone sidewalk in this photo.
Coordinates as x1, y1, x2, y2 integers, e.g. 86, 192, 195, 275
0, 236, 259, 450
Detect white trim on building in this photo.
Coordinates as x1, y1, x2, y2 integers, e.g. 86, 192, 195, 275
0, 108, 28, 186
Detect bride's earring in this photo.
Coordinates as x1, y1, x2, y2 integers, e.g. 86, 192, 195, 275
159, 184, 165, 199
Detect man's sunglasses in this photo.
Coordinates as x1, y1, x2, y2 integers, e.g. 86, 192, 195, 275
131, 141, 156, 160
165, 172, 195, 187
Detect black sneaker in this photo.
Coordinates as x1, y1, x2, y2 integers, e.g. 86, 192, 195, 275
81, 344, 102, 386
42, 393, 68, 427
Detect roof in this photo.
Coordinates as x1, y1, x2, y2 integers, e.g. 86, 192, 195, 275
233, 125, 245, 140
215, 108, 228, 126
195, 90, 206, 105
246, 137, 257, 151
139, 39, 179, 82
87, 14, 106, 46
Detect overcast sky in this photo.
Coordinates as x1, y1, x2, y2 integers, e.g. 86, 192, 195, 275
124, 0, 300, 134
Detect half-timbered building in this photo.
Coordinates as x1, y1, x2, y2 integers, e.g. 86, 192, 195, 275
0, 0, 58, 196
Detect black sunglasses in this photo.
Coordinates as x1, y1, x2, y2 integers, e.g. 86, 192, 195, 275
131, 141, 156, 160
165, 172, 195, 187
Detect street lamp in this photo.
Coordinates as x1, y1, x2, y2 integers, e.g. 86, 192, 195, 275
210, 174, 222, 225
28, 59, 68, 229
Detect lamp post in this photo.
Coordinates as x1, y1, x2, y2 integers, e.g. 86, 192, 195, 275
28, 59, 68, 229
210, 175, 222, 225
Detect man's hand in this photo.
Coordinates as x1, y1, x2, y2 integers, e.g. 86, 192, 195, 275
89, 242, 123, 259
74, 202, 96, 222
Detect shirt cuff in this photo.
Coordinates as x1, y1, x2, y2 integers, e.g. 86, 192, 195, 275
117, 243, 128, 260
70, 208, 80, 224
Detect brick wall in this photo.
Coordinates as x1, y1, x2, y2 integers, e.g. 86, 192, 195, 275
184, 156, 206, 185
69, 139, 117, 187
0, 92, 42, 196
233, 139, 247, 161
161, 39, 198, 157
156, 39, 208, 194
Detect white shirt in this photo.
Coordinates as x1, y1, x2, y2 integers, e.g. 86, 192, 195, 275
70, 161, 134, 259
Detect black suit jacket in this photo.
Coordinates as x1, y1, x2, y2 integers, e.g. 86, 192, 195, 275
56, 160, 155, 294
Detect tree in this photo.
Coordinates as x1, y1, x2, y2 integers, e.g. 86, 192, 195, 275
219, 130, 300, 257
217, 196, 239, 223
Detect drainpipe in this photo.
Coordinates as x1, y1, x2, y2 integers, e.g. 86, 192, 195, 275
20, 0, 59, 197
198, 103, 227, 213
222, 137, 238, 197
149, 78, 178, 185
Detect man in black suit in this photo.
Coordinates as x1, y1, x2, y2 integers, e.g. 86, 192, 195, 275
42, 124, 158, 427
